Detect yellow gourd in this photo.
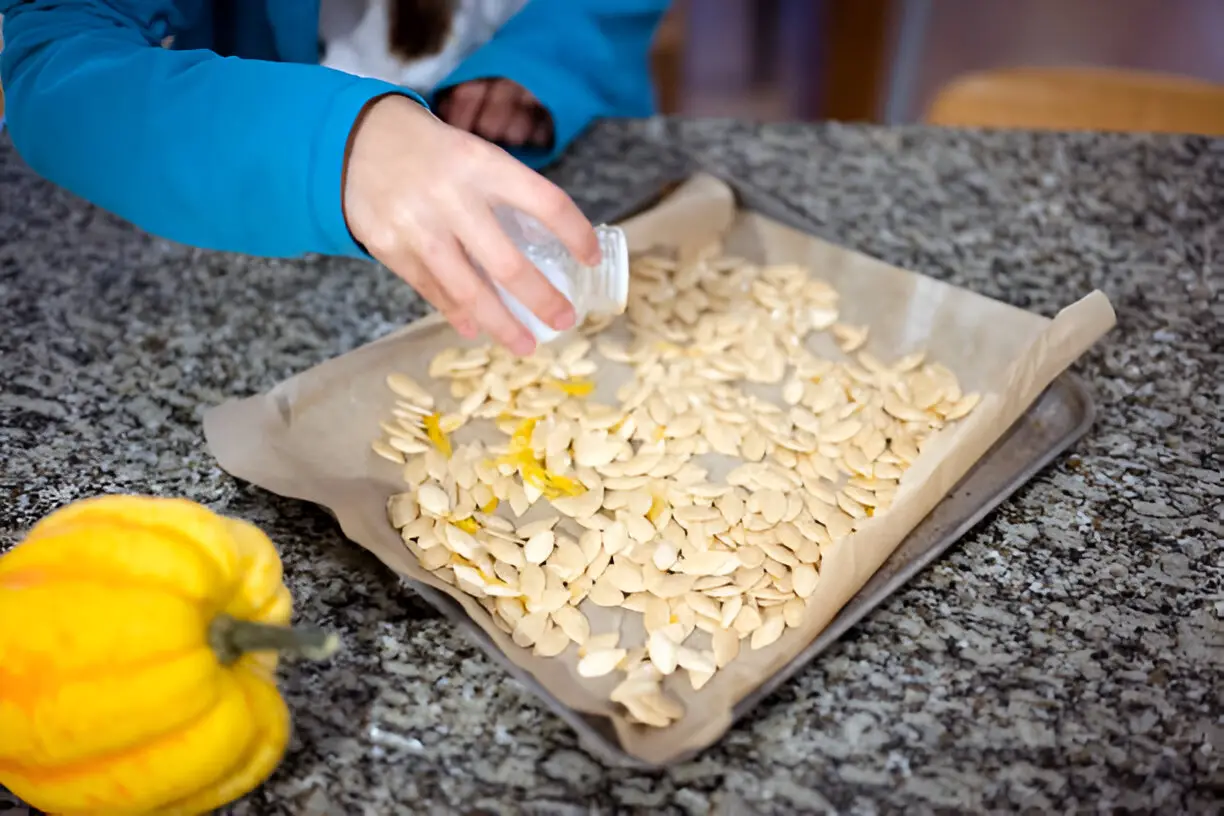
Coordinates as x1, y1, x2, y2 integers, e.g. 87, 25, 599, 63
0, 495, 339, 815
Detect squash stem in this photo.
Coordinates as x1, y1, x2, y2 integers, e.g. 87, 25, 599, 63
208, 614, 340, 666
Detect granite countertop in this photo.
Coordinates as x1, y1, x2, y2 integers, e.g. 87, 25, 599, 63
1, 122, 1221, 814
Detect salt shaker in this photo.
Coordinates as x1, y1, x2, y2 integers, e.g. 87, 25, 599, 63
490, 206, 629, 345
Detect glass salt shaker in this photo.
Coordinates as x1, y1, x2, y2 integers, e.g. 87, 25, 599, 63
490, 206, 630, 345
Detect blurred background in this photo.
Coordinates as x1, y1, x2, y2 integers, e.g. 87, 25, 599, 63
4, 0, 1224, 133
654, 0, 1224, 129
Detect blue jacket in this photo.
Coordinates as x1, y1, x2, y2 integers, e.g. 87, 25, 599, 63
0, 0, 667, 258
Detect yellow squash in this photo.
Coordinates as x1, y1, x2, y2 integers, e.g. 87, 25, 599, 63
0, 495, 339, 815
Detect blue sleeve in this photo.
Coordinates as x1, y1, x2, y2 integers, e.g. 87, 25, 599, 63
0, 0, 425, 258
433, 0, 670, 169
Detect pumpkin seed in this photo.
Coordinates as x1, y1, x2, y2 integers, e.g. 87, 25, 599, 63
622, 694, 672, 727
712, 627, 740, 667
588, 580, 625, 607
750, 609, 786, 649
732, 604, 763, 635
517, 516, 560, 538
482, 535, 526, 567
523, 530, 556, 564
512, 611, 549, 648
832, 323, 869, 353
943, 392, 981, 420
676, 647, 716, 674
551, 606, 590, 644
386, 373, 434, 407
647, 629, 680, 674
372, 439, 406, 463
417, 484, 450, 517
605, 561, 646, 594
581, 632, 621, 655
387, 493, 419, 528
577, 648, 627, 678
791, 563, 820, 598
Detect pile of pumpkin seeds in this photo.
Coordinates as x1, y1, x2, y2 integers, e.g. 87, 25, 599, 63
373, 246, 980, 728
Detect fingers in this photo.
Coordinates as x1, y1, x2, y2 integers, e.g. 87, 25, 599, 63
530, 116, 553, 148
436, 92, 453, 122
459, 204, 575, 331
440, 81, 489, 132
502, 108, 536, 146
444, 79, 552, 149
500, 171, 600, 266
384, 252, 478, 339
424, 232, 536, 355
492, 82, 545, 146
474, 79, 520, 142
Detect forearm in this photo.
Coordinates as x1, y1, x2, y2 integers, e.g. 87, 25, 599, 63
1, 1, 419, 258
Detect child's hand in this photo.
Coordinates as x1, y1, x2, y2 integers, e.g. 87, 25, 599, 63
437, 79, 554, 149
342, 95, 596, 355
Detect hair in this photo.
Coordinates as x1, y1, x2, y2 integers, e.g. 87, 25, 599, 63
388, 0, 457, 60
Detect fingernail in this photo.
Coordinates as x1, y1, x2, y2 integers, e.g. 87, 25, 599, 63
552, 307, 576, 331
510, 333, 536, 356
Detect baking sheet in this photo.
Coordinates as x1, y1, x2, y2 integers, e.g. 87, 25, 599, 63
204, 174, 1116, 766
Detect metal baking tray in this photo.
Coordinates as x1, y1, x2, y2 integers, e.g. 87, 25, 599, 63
404, 173, 1097, 768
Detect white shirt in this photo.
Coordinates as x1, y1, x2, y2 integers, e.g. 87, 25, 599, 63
318, 0, 530, 95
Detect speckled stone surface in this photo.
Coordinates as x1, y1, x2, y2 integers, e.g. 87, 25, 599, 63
1, 121, 1221, 814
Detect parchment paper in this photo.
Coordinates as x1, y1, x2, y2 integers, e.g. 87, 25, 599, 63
204, 174, 1116, 765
